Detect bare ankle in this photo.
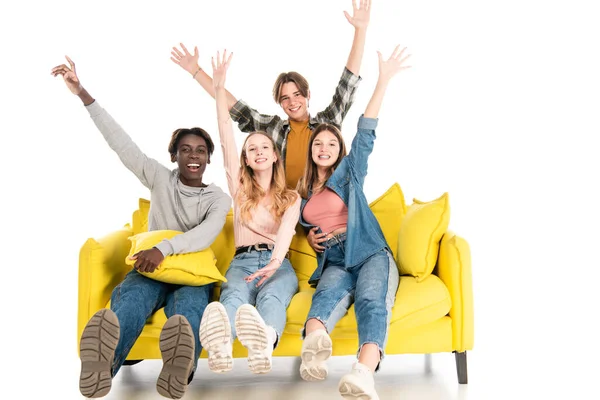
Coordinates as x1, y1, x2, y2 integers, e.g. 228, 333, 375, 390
305, 318, 326, 336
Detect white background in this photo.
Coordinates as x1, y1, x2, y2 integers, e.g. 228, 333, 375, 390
1, 0, 599, 398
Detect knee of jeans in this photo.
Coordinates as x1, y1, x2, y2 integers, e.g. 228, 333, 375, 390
219, 291, 248, 306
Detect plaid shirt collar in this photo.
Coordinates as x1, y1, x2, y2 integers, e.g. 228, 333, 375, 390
281, 115, 321, 130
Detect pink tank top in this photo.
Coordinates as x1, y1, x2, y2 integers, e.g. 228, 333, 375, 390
303, 187, 348, 233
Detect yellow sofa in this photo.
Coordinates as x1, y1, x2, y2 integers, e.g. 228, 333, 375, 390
77, 183, 474, 383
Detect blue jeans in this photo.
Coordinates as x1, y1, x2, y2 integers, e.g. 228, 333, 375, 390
305, 238, 399, 361
109, 269, 212, 376
219, 249, 298, 344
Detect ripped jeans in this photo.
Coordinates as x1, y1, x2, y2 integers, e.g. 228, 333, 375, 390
305, 236, 399, 361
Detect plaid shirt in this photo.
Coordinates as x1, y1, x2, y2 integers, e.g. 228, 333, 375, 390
229, 67, 361, 162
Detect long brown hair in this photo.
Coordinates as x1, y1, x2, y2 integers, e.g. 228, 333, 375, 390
296, 123, 347, 198
238, 132, 298, 223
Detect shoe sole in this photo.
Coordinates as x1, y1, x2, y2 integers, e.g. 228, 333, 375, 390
300, 330, 332, 381
199, 302, 233, 373
156, 315, 195, 399
338, 379, 379, 400
79, 308, 120, 398
235, 304, 272, 374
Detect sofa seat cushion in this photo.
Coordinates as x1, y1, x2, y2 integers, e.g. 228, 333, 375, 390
284, 274, 451, 337
107, 274, 451, 343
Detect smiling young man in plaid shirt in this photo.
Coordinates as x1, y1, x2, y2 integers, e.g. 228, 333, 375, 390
172, 0, 372, 189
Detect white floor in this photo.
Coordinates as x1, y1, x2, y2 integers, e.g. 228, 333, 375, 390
70, 353, 470, 400
18, 345, 598, 399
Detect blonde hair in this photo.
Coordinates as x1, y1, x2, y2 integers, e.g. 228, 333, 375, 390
238, 132, 298, 223
296, 123, 347, 199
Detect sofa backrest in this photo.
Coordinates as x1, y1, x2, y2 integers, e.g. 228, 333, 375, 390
129, 183, 407, 279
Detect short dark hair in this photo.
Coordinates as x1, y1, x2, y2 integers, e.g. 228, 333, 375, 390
168, 127, 215, 161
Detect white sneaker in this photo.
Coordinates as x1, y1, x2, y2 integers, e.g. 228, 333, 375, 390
338, 363, 379, 400
299, 329, 332, 381
235, 304, 274, 374
199, 302, 233, 373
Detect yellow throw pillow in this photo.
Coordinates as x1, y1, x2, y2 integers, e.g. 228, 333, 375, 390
126, 230, 227, 286
397, 193, 450, 282
368, 183, 407, 260
131, 198, 150, 235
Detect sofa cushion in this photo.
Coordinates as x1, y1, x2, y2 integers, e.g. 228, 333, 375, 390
369, 182, 406, 260
131, 198, 150, 235
284, 274, 451, 336
126, 230, 226, 286
288, 224, 318, 281
398, 192, 450, 282
209, 209, 236, 281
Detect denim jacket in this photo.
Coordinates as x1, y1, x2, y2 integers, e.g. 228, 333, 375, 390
299, 116, 390, 286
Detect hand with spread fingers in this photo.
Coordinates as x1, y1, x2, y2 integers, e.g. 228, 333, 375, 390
171, 42, 201, 76
244, 259, 281, 287
344, 0, 371, 30
307, 227, 328, 253
211, 49, 233, 90
129, 248, 165, 273
50, 55, 83, 95
377, 44, 412, 83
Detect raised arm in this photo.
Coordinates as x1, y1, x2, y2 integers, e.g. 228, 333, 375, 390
51, 56, 165, 189
171, 43, 238, 110
51, 55, 95, 105
344, 0, 371, 75
364, 45, 411, 118
173, 43, 282, 139
313, 0, 371, 127
212, 50, 241, 196
347, 45, 411, 184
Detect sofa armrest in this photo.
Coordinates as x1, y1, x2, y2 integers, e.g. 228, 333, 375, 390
436, 230, 474, 352
77, 227, 133, 345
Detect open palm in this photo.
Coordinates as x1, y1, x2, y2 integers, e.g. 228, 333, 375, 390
171, 43, 200, 75
211, 50, 233, 89
378, 45, 412, 82
344, 0, 371, 30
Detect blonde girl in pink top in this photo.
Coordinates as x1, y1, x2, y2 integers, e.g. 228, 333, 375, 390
199, 50, 301, 375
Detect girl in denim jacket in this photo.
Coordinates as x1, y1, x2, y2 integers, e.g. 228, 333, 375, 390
198, 51, 301, 375
296, 45, 411, 400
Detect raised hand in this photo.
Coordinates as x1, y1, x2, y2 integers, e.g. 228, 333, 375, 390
171, 43, 200, 76
344, 0, 371, 30
377, 45, 412, 83
211, 49, 233, 90
51, 56, 83, 95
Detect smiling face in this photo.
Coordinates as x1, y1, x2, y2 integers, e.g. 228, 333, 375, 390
174, 133, 210, 186
243, 133, 277, 172
311, 130, 341, 169
279, 82, 310, 122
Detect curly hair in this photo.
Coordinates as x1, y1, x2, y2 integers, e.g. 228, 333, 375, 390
168, 127, 215, 162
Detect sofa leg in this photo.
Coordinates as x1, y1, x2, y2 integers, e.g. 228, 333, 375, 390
424, 353, 432, 374
454, 351, 468, 384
